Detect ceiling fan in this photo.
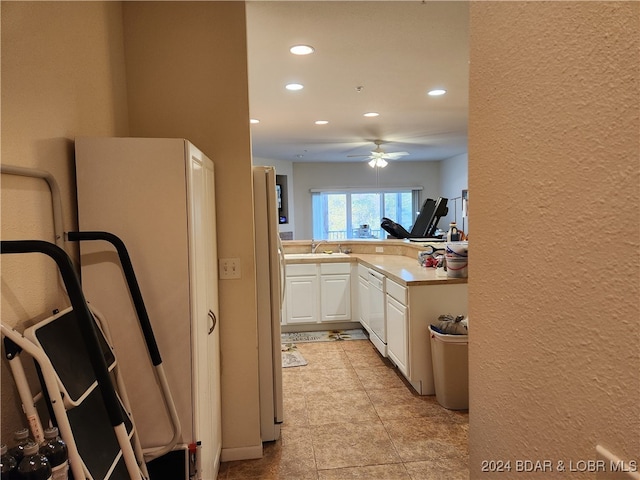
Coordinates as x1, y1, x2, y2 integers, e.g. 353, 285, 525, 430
347, 140, 409, 168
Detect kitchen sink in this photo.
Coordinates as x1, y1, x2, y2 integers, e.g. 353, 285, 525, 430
284, 252, 350, 259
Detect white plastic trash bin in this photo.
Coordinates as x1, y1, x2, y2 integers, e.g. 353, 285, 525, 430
429, 326, 469, 410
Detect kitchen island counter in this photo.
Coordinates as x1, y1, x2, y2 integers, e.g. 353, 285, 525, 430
351, 253, 467, 287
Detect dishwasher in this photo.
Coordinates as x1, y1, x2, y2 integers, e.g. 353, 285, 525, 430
367, 269, 387, 356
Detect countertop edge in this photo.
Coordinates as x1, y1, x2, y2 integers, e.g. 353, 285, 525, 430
284, 253, 468, 286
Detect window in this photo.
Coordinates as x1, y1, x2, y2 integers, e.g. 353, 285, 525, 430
311, 188, 421, 240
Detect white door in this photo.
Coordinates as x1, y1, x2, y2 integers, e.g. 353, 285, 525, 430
386, 295, 408, 376
320, 274, 351, 322
286, 276, 318, 324
187, 145, 218, 480
203, 158, 222, 469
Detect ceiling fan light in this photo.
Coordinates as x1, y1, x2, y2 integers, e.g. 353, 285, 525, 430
290, 44, 315, 55
378, 159, 388, 168
368, 159, 377, 168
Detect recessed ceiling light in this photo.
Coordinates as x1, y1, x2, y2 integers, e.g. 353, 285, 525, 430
250, 118, 260, 124
285, 83, 304, 91
428, 89, 447, 96
315, 120, 329, 125
363, 112, 380, 117
290, 45, 315, 55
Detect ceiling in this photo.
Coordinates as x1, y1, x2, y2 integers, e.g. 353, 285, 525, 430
245, 1, 469, 164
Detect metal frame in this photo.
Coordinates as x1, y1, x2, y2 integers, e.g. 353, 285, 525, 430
1, 240, 144, 479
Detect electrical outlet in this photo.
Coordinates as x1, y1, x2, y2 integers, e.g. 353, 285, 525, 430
219, 258, 241, 279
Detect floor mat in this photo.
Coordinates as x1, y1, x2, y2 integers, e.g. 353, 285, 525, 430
281, 329, 368, 344
281, 344, 307, 368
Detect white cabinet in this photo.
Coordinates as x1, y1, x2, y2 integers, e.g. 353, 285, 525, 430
320, 263, 351, 322
386, 279, 408, 376
285, 264, 319, 324
75, 137, 221, 479
284, 262, 351, 325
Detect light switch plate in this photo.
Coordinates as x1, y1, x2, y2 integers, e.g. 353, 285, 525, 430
219, 258, 241, 279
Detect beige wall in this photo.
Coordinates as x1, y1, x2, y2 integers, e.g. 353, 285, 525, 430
2, 0, 261, 456
1, 1, 130, 438
121, 1, 261, 456
468, 2, 639, 477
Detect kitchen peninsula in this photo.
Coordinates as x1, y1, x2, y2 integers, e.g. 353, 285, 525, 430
282, 240, 468, 395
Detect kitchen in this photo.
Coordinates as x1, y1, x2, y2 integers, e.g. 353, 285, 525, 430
1, 2, 637, 480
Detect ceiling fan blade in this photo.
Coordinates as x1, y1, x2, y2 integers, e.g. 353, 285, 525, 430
347, 154, 371, 158
382, 151, 410, 159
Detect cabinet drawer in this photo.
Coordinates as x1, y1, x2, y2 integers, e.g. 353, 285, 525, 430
287, 263, 318, 276
320, 262, 351, 275
386, 278, 407, 304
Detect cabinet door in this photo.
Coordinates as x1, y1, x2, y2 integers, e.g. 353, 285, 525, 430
203, 159, 222, 469
320, 274, 351, 322
187, 147, 220, 478
386, 295, 409, 377
358, 275, 370, 330
286, 275, 319, 324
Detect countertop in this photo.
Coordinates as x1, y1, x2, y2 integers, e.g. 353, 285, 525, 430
284, 252, 467, 287
352, 254, 467, 287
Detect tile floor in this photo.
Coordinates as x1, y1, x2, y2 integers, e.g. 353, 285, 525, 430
217, 339, 469, 479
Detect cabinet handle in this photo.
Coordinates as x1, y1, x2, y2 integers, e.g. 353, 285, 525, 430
208, 310, 217, 335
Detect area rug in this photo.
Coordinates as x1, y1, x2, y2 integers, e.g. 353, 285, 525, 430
281, 329, 368, 344
281, 344, 308, 368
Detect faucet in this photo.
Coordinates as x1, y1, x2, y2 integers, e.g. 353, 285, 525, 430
311, 239, 327, 253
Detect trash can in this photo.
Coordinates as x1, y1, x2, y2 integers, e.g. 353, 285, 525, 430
429, 326, 468, 410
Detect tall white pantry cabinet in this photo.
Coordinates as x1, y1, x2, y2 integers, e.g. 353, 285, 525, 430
74, 137, 221, 480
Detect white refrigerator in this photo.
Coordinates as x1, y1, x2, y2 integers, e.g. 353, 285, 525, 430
252, 166, 285, 442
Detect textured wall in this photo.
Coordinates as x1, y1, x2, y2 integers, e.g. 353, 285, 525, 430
1, 1, 130, 439
121, 2, 262, 455
468, 2, 639, 477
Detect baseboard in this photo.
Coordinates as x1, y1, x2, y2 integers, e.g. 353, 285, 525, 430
220, 443, 263, 462
281, 321, 362, 333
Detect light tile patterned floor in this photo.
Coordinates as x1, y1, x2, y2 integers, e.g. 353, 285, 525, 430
217, 339, 469, 479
